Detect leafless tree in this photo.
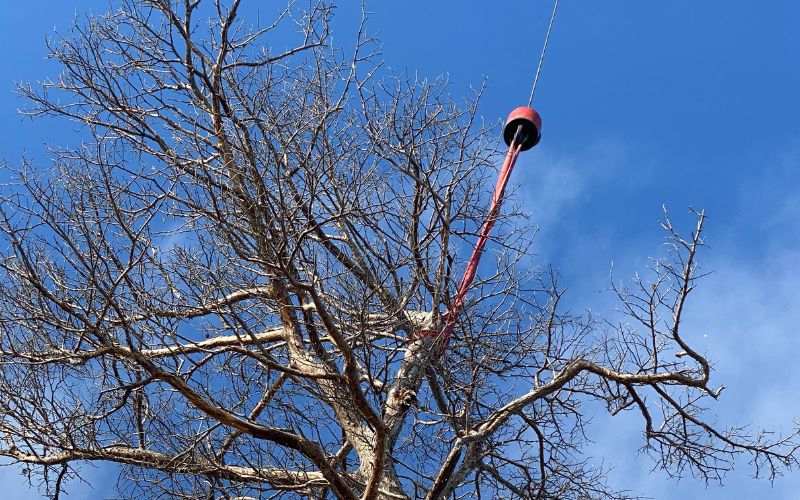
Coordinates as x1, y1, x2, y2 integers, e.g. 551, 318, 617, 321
0, 1, 796, 498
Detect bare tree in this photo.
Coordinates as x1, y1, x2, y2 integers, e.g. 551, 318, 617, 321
0, 1, 796, 498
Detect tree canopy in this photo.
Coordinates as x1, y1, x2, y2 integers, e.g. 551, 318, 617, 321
0, 1, 796, 498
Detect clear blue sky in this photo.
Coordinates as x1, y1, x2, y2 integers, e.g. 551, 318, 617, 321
1, 1, 799, 498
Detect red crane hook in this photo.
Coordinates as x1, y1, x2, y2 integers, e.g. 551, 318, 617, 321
415, 107, 541, 349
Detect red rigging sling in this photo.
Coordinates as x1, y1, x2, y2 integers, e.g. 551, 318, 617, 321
415, 0, 559, 349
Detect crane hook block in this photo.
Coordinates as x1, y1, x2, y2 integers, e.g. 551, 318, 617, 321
503, 106, 542, 151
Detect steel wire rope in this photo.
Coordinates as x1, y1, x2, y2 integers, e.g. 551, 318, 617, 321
415, 2, 559, 349
528, 0, 560, 106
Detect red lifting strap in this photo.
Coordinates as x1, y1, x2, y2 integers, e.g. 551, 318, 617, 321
415, 106, 540, 349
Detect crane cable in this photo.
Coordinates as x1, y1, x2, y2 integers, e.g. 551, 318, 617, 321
415, 0, 560, 348
528, 0, 560, 107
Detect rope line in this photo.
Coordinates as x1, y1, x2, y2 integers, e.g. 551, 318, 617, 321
415, 6, 558, 348
528, 0, 560, 107
414, 137, 524, 350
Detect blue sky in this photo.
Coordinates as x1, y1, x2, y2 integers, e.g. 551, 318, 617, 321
1, 1, 800, 498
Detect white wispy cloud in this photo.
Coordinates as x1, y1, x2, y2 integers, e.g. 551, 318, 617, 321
564, 140, 800, 499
